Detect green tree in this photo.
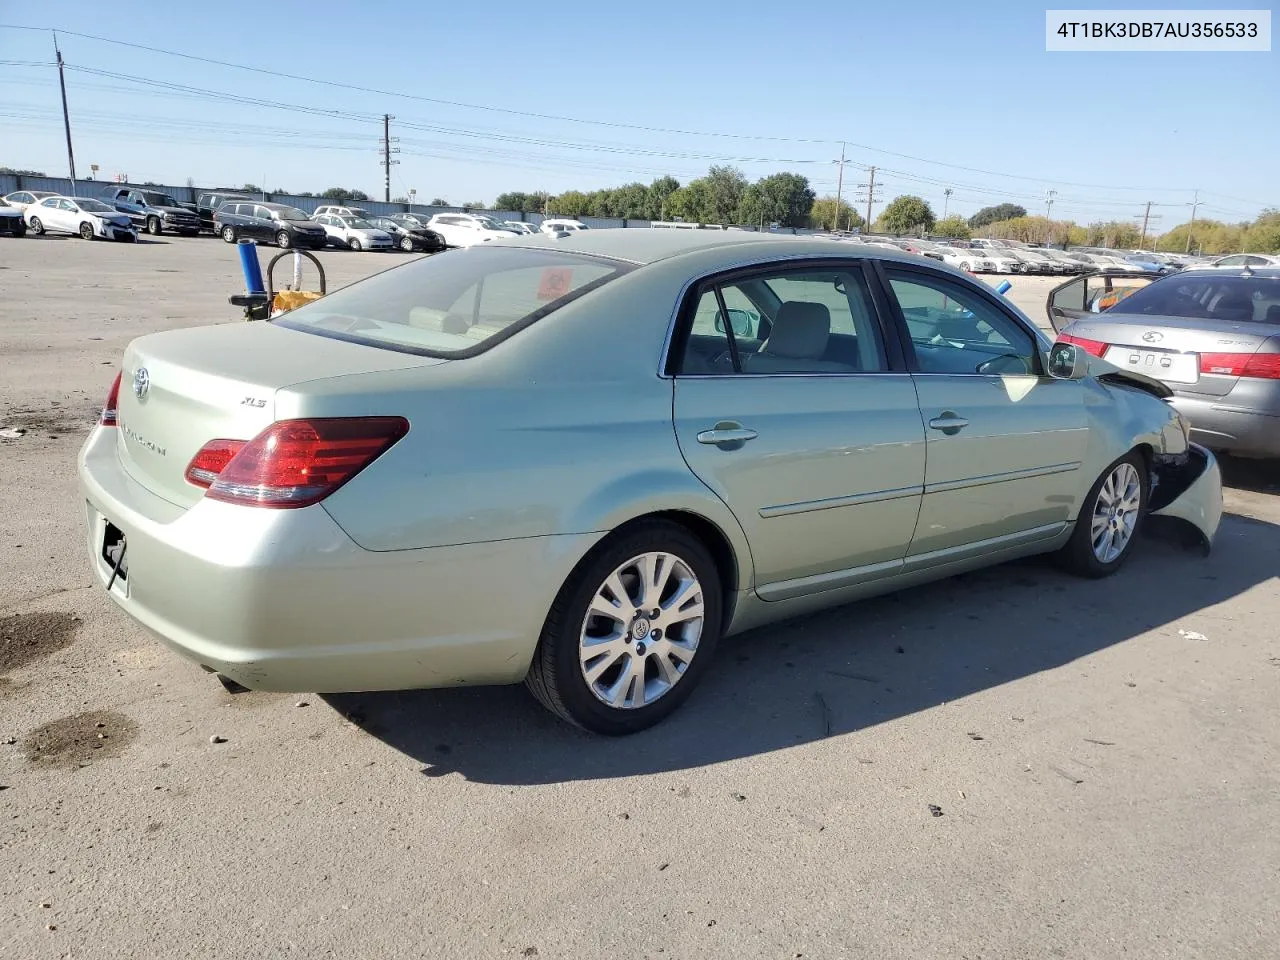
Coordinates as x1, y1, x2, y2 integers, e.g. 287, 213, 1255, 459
979, 215, 1076, 246
646, 176, 681, 220
878, 195, 936, 234
551, 190, 592, 217
607, 182, 651, 220
808, 196, 865, 231
1243, 208, 1280, 253
0, 166, 47, 176
429, 197, 449, 206
241, 183, 262, 193
702, 165, 748, 224
665, 180, 715, 223
1085, 220, 1142, 249
968, 203, 1027, 228
588, 188, 616, 218
320, 187, 371, 202
461, 201, 487, 210
932, 215, 971, 239
735, 172, 815, 228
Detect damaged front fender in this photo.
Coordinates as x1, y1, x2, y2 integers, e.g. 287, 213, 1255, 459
1149, 444, 1223, 551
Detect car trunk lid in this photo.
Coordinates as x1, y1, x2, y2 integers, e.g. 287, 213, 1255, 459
1060, 313, 1279, 397
115, 322, 445, 508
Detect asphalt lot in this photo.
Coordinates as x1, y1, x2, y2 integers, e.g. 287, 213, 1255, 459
2, 234, 1278, 960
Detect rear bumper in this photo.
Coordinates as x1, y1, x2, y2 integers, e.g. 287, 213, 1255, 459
1169, 393, 1280, 458
77, 426, 598, 693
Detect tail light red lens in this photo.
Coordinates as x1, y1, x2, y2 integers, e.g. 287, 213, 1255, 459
1055, 333, 1109, 357
184, 439, 247, 488
100, 372, 122, 426
1200, 352, 1280, 379
201, 417, 409, 508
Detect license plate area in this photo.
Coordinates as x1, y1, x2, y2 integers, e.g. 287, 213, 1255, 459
1104, 346, 1199, 384
101, 521, 128, 583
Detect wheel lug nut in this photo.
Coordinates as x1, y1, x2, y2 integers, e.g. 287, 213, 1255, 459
651, 629, 661, 640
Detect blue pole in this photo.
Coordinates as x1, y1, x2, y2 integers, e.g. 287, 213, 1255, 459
995, 279, 1012, 295
237, 239, 265, 295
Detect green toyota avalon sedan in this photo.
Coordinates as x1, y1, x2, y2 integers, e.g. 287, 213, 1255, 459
79, 230, 1221, 734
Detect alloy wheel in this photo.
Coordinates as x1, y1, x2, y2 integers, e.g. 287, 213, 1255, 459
1091, 461, 1142, 563
578, 552, 705, 710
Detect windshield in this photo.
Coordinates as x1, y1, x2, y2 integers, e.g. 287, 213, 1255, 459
1105, 274, 1279, 323
342, 218, 375, 229
77, 199, 117, 213
275, 248, 629, 357
478, 218, 509, 231
143, 193, 181, 206
276, 207, 312, 221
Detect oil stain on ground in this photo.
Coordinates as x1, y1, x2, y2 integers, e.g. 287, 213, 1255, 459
22, 710, 141, 768
0, 611, 80, 674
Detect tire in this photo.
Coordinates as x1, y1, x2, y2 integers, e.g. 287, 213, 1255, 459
348, 237, 362, 252
1058, 450, 1148, 578
9, 221, 26, 237
79, 222, 95, 241
221, 225, 237, 243
276, 230, 292, 249
525, 520, 723, 735
400, 236, 415, 252
960, 261, 970, 272
146, 216, 162, 236
29, 217, 44, 235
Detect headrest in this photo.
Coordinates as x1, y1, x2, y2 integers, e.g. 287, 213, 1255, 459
766, 301, 831, 359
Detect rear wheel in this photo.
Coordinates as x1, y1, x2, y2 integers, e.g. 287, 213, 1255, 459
221, 225, 237, 243
1059, 451, 1148, 578
400, 236, 415, 252
526, 520, 722, 735
29, 217, 44, 235
146, 216, 162, 235
79, 222, 95, 241
276, 230, 292, 249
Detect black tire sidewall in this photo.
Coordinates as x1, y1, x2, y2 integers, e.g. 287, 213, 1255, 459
147, 217, 161, 235
349, 238, 361, 251
401, 236, 414, 251
80, 223, 94, 240
30, 217, 43, 234
222, 226, 236, 243
1064, 451, 1149, 577
542, 524, 722, 734
277, 231, 292, 248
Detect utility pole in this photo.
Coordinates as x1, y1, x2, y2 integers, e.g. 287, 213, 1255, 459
379, 114, 400, 203
942, 187, 953, 218
1045, 189, 1057, 219
833, 142, 846, 232
53, 32, 77, 184
1185, 190, 1203, 254
857, 166, 879, 230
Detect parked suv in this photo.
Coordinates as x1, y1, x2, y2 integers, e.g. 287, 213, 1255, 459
108, 187, 201, 236
215, 201, 329, 249
197, 191, 253, 232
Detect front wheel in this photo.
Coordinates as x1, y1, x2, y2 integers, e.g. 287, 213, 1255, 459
348, 237, 362, 252
79, 222, 95, 241
29, 217, 45, 235
400, 236, 415, 252
1058, 451, 1148, 578
276, 230, 292, 249
526, 521, 722, 735
221, 225, 237, 243
146, 216, 162, 235
959, 261, 970, 272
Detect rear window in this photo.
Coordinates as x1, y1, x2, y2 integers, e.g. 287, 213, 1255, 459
275, 247, 631, 357
1106, 274, 1280, 323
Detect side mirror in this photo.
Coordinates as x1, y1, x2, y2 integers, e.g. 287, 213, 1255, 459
1047, 341, 1089, 380
714, 308, 757, 339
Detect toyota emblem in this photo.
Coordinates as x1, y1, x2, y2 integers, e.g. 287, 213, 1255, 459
1141, 331, 1163, 343
132, 367, 150, 399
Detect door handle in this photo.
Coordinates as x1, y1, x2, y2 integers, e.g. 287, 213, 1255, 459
696, 422, 758, 448
928, 413, 970, 434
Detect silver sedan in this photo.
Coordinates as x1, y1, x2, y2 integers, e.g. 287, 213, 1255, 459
79, 231, 1222, 734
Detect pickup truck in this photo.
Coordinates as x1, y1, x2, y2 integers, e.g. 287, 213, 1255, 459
107, 187, 202, 236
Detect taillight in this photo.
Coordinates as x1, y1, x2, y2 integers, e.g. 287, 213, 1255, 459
1056, 333, 1109, 357
201, 417, 409, 509
184, 439, 247, 488
100, 372, 122, 426
1200, 352, 1280, 379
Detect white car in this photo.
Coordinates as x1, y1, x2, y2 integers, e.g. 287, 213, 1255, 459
936, 247, 995, 272
311, 214, 394, 251
502, 221, 540, 235
25, 195, 138, 241
312, 205, 369, 219
540, 218, 589, 233
978, 249, 1025, 274
425, 213, 519, 247
3, 189, 59, 213
1068, 252, 1138, 274
1205, 253, 1280, 269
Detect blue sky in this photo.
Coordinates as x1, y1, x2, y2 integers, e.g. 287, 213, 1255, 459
1, 1, 1275, 226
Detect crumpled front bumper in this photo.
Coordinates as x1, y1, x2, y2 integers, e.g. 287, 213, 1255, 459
1149, 443, 1223, 550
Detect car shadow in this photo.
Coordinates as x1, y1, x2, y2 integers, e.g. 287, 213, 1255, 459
324, 511, 1279, 785
1220, 454, 1279, 494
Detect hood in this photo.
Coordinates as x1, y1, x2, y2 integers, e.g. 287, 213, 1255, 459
1084, 352, 1173, 399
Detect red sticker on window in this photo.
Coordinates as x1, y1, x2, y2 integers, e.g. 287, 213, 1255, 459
537, 267, 573, 300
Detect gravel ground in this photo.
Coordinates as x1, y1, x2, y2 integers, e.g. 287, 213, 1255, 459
1, 234, 1278, 960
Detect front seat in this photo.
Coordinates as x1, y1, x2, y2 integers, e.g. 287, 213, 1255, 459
1212, 295, 1254, 322
741, 301, 852, 373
